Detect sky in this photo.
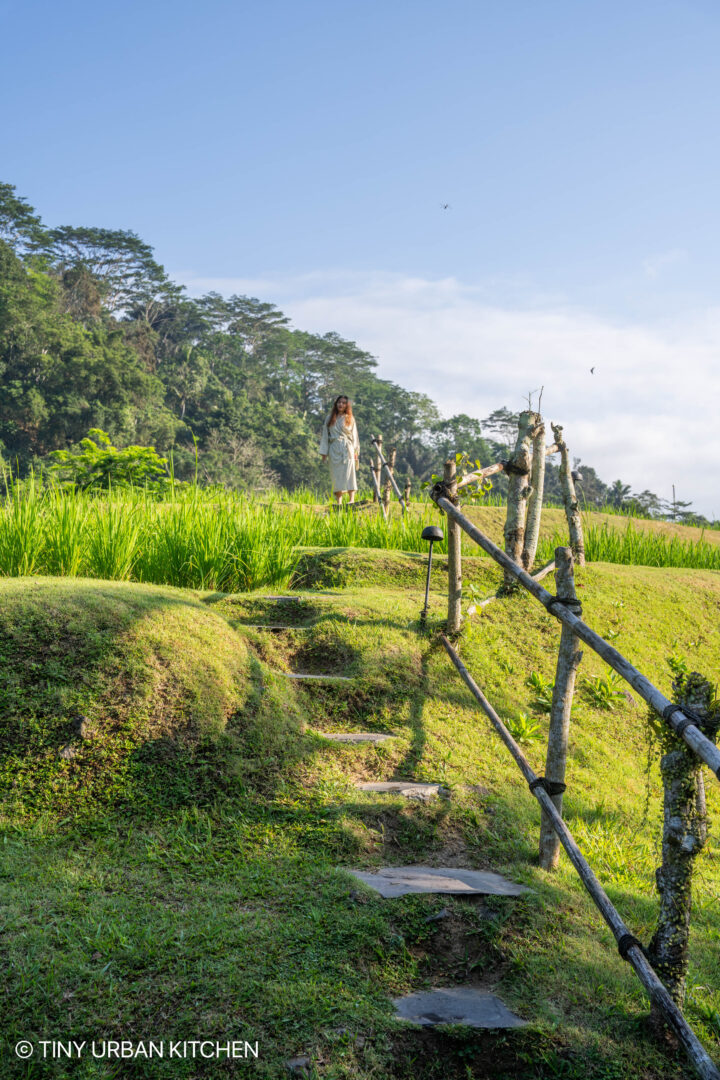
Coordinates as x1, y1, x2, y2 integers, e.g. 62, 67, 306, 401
2, 0, 719, 515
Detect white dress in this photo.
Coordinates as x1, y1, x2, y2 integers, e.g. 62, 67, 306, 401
319, 413, 360, 491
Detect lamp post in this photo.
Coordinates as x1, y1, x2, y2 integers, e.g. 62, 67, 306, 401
420, 525, 444, 622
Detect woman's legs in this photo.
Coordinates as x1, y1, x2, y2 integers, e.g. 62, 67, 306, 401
332, 490, 356, 505
333, 490, 343, 505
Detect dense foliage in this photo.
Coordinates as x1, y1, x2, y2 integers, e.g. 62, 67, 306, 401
0, 182, 709, 521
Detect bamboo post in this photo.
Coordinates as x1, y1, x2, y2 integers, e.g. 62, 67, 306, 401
551, 423, 585, 566
539, 547, 583, 870
439, 632, 720, 1080
522, 415, 546, 570
444, 459, 462, 634
374, 435, 383, 504
503, 410, 534, 587
428, 487, 720, 777
404, 477, 411, 505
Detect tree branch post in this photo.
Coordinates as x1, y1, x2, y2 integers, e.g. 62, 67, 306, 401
373, 435, 383, 504
648, 672, 720, 1015
551, 422, 585, 566
444, 458, 462, 634
404, 477, 411, 505
503, 410, 534, 588
382, 446, 395, 515
522, 415, 546, 571
539, 547, 583, 870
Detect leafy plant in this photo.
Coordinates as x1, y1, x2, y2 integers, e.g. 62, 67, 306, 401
527, 671, 554, 712
49, 429, 170, 491
505, 711, 542, 744
667, 653, 690, 679
583, 669, 627, 711
421, 450, 493, 503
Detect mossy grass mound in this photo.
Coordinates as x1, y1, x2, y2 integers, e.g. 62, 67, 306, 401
292, 545, 502, 590
0, 577, 251, 818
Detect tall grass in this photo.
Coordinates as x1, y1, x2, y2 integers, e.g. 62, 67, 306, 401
3, 484, 719, 592
538, 521, 720, 571
0, 485, 445, 590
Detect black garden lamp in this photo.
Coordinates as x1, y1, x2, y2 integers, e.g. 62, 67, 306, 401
420, 525, 444, 622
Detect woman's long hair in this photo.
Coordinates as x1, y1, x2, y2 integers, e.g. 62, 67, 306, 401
328, 394, 354, 429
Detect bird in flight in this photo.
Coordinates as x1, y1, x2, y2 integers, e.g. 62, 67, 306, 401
441, 203, 451, 210
590, 367, 595, 374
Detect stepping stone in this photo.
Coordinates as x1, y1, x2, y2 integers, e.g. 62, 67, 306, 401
393, 987, 527, 1029
281, 672, 352, 682
347, 865, 529, 898
244, 624, 312, 631
355, 781, 446, 800
318, 732, 394, 744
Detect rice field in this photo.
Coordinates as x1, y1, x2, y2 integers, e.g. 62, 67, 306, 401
0, 481, 447, 590
538, 521, 720, 571
1, 480, 719, 591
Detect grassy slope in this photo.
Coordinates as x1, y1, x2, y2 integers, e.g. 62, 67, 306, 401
1, 558, 720, 1079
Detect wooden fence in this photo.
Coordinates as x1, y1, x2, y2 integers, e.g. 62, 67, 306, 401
422, 406, 719, 1079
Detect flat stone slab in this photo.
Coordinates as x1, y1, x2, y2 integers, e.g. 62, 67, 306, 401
320, 732, 394, 744
282, 672, 352, 682
347, 865, 529, 898
355, 781, 446, 800
393, 987, 527, 1029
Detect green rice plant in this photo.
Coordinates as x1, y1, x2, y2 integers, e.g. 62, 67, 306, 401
538, 521, 720, 570
42, 488, 89, 576
85, 496, 141, 580
0, 472, 45, 576
583, 669, 627, 711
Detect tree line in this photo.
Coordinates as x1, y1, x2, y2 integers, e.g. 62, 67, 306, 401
0, 182, 709, 523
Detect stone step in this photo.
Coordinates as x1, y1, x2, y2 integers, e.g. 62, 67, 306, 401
281, 672, 353, 682
318, 732, 395, 745
347, 865, 529, 898
393, 987, 527, 1029
355, 781, 447, 801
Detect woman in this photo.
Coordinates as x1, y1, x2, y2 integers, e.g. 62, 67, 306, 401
319, 394, 360, 505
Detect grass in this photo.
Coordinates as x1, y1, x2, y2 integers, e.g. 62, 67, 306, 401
3, 484, 720, 598
538, 521, 720, 571
2, 553, 720, 1077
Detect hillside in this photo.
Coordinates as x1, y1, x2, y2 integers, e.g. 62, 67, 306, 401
1, 553, 719, 1078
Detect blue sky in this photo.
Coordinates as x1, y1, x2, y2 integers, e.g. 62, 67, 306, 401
2, 0, 719, 512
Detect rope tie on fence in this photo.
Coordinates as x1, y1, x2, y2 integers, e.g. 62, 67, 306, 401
662, 702, 705, 737
501, 459, 530, 476
529, 776, 567, 796
545, 596, 583, 618
430, 479, 456, 502
616, 932, 644, 962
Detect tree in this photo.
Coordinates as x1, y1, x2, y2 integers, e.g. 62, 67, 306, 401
482, 407, 520, 453
608, 480, 632, 508
44, 225, 172, 315
0, 240, 177, 467
0, 182, 46, 254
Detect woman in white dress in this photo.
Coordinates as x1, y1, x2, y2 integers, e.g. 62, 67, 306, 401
319, 394, 360, 505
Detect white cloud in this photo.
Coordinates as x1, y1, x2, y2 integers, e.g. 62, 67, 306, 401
177, 269, 720, 518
